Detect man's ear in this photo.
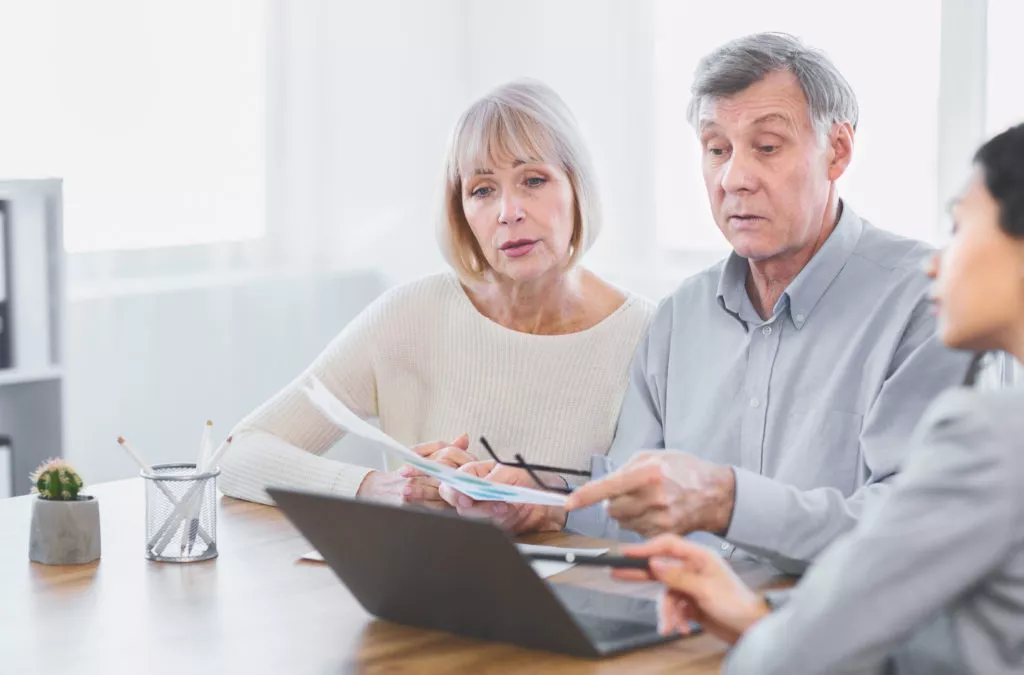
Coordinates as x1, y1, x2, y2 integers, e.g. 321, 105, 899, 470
827, 121, 855, 182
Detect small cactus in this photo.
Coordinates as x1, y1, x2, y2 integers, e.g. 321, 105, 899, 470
30, 458, 85, 501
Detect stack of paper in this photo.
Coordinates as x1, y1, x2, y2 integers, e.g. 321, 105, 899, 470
304, 378, 567, 507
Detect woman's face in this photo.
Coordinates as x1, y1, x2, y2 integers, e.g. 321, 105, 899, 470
928, 169, 1024, 352
460, 155, 576, 284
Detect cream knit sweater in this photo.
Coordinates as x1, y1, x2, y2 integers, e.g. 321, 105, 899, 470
219, 272, 654, 505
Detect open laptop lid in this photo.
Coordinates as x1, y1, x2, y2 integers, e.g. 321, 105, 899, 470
269, 487, 601, 656
269, 488, 678, 657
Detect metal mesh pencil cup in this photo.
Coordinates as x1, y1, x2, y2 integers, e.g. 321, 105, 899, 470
142, 463, 220, 562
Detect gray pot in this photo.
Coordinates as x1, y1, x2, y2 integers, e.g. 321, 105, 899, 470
29, 495, 101, 565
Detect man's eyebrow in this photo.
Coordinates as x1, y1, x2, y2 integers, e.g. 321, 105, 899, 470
751, 113, 792, 127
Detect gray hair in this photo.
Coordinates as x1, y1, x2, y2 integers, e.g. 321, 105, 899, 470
686, 32, 859, 137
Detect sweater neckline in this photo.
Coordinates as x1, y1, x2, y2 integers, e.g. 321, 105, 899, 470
442, 271, 640, 341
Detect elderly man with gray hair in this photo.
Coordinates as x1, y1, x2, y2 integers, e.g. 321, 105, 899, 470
559, 32, 972, 572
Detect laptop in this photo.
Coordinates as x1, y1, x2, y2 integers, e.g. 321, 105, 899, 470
268, 487, 682, 657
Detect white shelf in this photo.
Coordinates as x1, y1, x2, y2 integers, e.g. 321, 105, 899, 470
0, 367, 62, 387
0, 179, 64, 496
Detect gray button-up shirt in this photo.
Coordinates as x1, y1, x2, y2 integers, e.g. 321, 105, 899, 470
567, 203, 973, 572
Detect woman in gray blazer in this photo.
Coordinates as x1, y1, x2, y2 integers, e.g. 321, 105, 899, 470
615, 122, 1024, 675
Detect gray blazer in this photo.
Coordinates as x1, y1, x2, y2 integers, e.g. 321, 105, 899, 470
725, 386, 1024, 674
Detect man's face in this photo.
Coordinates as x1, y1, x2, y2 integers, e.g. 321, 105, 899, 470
698, 70, 848, 262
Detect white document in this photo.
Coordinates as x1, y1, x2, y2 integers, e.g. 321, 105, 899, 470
304, 378, 567, 507
301, 543, 609, 578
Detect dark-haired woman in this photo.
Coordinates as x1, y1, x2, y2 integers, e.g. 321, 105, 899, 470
615, 123, 1024, 675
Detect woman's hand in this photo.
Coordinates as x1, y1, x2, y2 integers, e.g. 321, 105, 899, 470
356, 435, 473, 509
439, 460, 567, 534
613, 534, 770, 644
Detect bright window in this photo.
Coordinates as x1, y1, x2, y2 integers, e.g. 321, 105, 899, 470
0, 0, 265, 252
654, 0, 942, 251
987, 0, 1024, 135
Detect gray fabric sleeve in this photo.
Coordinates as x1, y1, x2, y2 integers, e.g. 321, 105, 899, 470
723, 390, 1015, 675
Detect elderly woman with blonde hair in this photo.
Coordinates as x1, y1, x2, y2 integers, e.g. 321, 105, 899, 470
219, 80, 654, 529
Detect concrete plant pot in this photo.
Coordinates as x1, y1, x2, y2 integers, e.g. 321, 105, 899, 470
29, 495, 101, 565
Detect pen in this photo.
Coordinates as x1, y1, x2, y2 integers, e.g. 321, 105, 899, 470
184, 421, 214, 555
525, 552, 650, 570
116, 436, 152, 473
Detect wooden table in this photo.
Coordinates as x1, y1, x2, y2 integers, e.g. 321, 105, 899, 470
0, 480, 793, 674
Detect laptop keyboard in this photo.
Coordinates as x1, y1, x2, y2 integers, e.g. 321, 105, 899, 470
573, 612, 654, 644
550, 584, 660, 646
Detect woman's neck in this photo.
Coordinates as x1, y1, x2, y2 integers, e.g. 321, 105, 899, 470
465, 268, 590, 335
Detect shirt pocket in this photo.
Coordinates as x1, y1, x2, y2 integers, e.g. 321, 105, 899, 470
769, 407, 865, 495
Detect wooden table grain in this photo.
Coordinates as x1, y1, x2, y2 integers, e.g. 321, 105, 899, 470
0, 480, 793, 674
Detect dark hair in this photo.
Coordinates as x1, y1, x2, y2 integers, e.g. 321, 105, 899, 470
974, 122, 1024, 238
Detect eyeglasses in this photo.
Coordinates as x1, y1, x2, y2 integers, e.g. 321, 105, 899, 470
478, 436, 590, 494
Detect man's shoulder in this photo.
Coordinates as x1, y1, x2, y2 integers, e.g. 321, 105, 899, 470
850, 217, 936, 276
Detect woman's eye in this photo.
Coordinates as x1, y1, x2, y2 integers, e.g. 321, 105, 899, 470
759, 145, 779, 154
525, 176, 546, 187
708, 147, 726, 157
470, 186, 492, 198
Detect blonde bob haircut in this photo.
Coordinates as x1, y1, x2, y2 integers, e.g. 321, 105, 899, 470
437, 80, 602, 282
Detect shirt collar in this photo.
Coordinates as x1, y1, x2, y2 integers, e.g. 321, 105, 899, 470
715, 202, 864, 330
715, 249, 755, 328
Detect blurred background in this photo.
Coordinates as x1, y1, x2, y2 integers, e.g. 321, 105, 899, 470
0, 0, 1019, 494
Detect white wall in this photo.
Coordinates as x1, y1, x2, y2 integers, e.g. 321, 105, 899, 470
64, 0, 474, 483
268, 0, 701, 300
268, 0, 471, 282
61, 0, 1022, 485
65, 271, 390, 483
460, 0, 706, 299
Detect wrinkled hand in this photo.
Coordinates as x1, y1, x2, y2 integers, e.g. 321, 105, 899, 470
612, 534, 769, 644
439, 460, 567, 535
563, 451, 735, 538
356, 435, 472, 509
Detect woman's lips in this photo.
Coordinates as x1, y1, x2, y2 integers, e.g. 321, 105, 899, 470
500, 240, 537, 258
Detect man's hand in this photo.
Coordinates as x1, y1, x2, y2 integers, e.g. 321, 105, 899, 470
611, 534, 770, 644
563, 451, 736, 538
439, 460, 568, 535
356, 435, 472, 508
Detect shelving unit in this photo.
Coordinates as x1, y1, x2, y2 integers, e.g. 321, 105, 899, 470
0, 179, 64, 497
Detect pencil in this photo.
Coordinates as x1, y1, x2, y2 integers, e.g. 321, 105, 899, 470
116, 436, 152, 472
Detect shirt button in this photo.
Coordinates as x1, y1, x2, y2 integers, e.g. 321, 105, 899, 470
762, 325, 773, 336
721, 542, 731, 551
795, 313, 805, 323
750, 397, 760, 408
